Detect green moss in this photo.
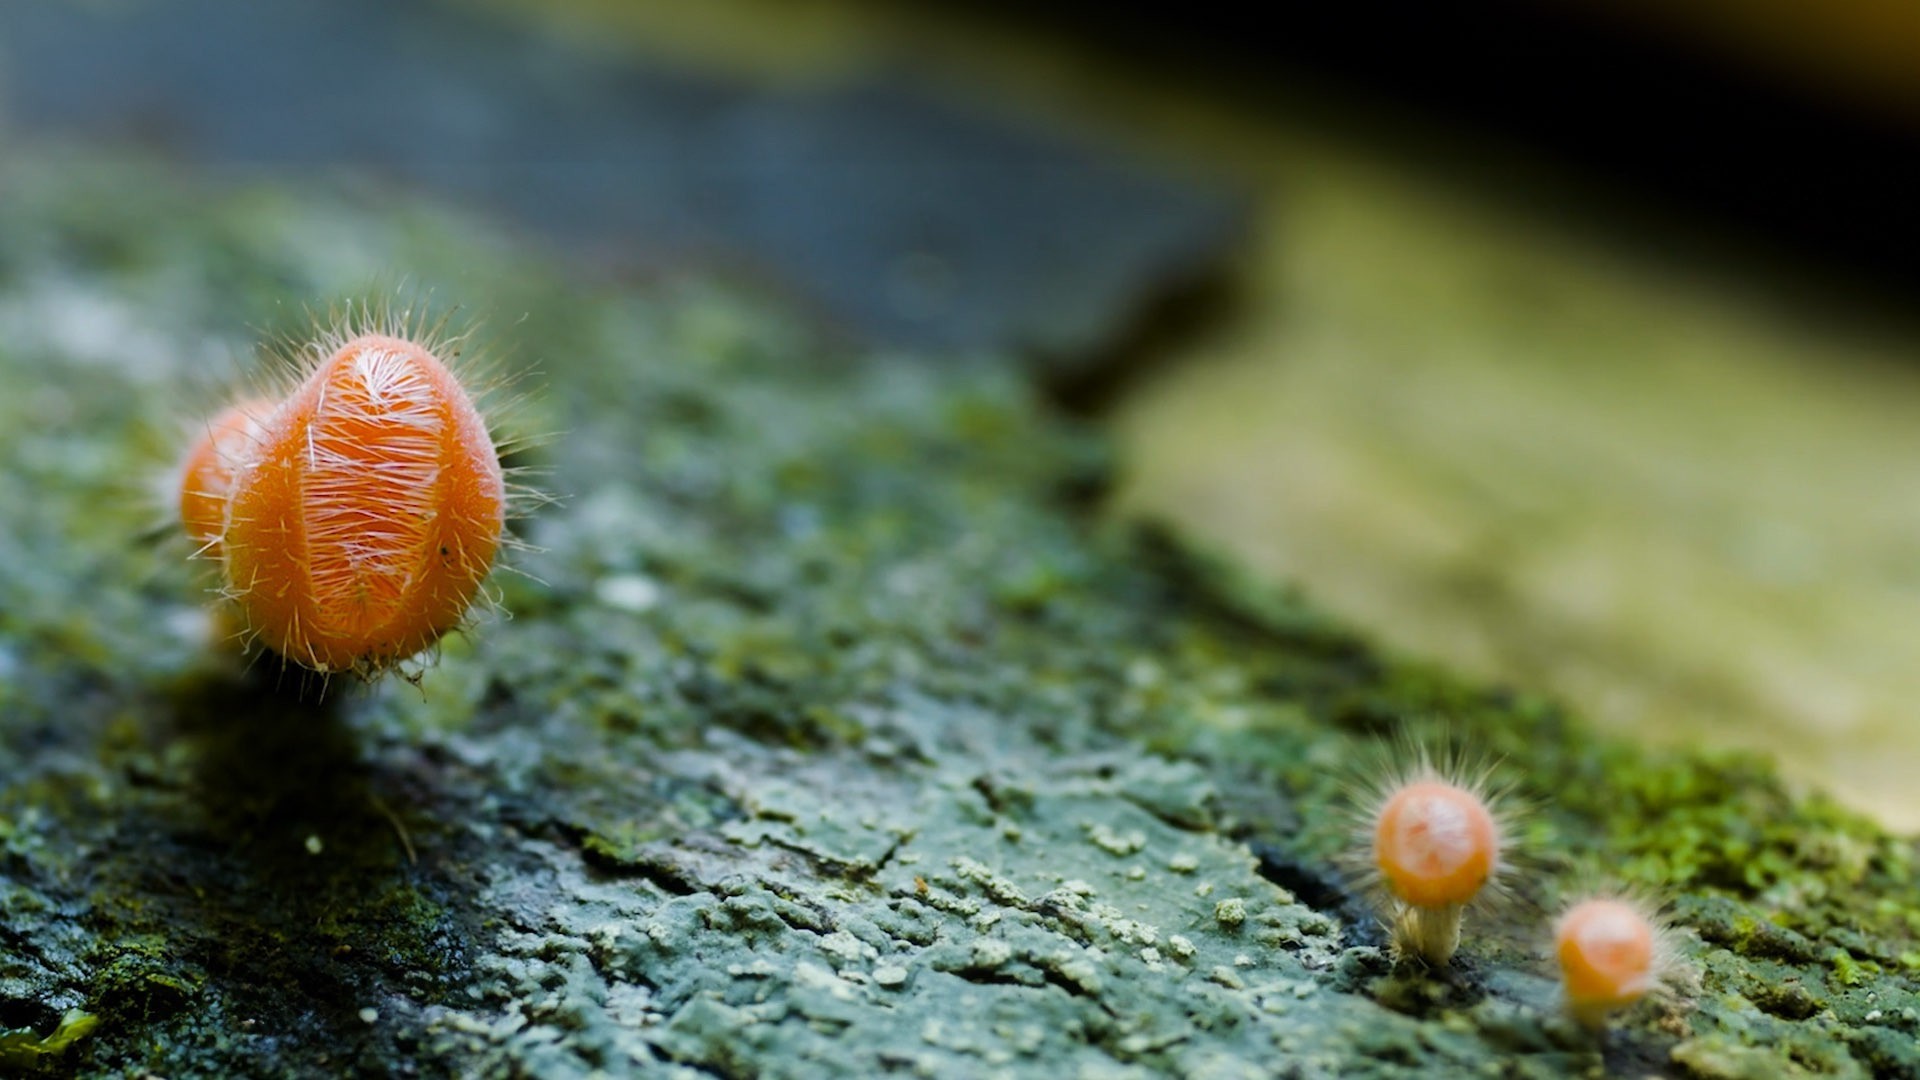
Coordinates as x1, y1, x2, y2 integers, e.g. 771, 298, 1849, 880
0, 149, 1915, 1077
0, 1010, 99, 1070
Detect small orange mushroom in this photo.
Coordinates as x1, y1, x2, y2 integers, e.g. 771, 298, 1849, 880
1352, 741, 1512, 966
1554, 896, 1671, 1029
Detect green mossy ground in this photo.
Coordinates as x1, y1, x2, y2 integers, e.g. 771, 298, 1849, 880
0, 150, 1916, 1077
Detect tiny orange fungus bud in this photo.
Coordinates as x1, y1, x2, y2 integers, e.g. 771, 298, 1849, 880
1554, 896, 1675, 1029
176, 397, 274, 557
222, 331, 505, 675
1350, 739, 1513, 966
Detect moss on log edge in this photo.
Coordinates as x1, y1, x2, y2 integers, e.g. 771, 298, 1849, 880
0, 151, 1914, 1079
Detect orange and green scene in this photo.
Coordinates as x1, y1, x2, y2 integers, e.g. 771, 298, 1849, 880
2, 1, 1918, 1076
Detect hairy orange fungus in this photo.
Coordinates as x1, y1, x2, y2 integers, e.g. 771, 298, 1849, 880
221, 332, 505, 674
1352, 745, 1511, 966
1554, 897, 1660, 1028
177, 396, 274, 557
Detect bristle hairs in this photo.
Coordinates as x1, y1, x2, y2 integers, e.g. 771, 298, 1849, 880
257, 287, 543, 466
197, 286, 544, 510
249, 286, 555, 560
1343, 728, 1523, 965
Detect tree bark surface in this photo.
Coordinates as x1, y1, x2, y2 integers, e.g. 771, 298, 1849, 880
0, 154, 1914, 1079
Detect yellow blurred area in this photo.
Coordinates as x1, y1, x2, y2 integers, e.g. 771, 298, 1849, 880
485, 0, 1920, 830
1109, 168, 1920, 830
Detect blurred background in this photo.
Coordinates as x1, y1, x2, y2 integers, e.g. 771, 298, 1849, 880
4, 0, 1919, 827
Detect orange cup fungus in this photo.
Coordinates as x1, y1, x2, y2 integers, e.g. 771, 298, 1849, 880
1554, 896, 1672, 1029
177, 324, 507, 677
1355, 745, 1511, 966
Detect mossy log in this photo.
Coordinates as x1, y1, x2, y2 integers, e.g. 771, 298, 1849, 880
0, 153, 1915, 1078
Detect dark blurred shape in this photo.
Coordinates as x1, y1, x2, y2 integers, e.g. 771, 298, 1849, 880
978, 0, 1920, 291
0, 0, 1243, 358
1583, 0, 1920, 119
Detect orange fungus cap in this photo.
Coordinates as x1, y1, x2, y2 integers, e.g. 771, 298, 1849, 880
1373, 779, 1499, 908
222, 334, 504, 672
1555, 898, 1656, 1013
